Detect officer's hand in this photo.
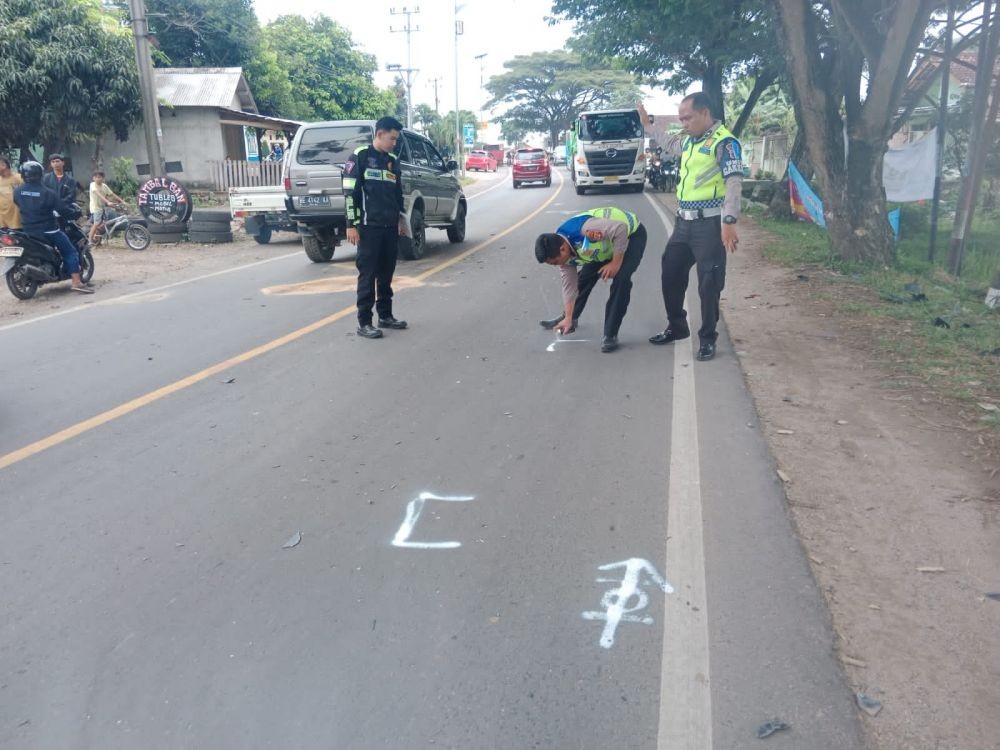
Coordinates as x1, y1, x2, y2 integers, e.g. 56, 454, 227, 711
398, 216, 411, 237
346, 227, 360, 246
721, 223, 739, 253
554, 320, 574, 335
599, 260, 622, 280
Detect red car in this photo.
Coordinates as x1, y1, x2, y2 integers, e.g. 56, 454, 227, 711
465, 150, 497, 172
512, 148, 551, 188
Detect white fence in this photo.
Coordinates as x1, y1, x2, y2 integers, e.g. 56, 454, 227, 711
208, 159, 283, 190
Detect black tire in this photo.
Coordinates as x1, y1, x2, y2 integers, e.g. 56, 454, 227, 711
303, 234, 334, 262
575, 185, 585, 195
5, 266, 37, 299
544, 178, 551, 187
151, 232, 185, 243
188, 230, 234, 243
125, 223, 152, 251
149, 221, 187, 234
190, 209, 231, 222
188, 219, 232, 233
446, 202, 466, 243
80, 251, 95, 284
254, 225, 273, 244
513, 181, 520, 189
400, 208, 426, 260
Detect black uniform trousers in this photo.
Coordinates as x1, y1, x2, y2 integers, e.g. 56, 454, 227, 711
355, 225, 398, 325
661, 216, 727, 343
572, 223, 647, 337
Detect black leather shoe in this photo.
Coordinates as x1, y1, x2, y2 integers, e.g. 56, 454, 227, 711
696, 341, 716, 361
600, 335, 619, 353
378, 317, 408, 329
357, 324, 383, 339
649, 328, 690, 345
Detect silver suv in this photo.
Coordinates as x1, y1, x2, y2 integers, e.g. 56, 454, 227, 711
283, 120, 467, 262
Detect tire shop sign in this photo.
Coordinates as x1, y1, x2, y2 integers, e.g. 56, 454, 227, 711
138, 176, 192, 224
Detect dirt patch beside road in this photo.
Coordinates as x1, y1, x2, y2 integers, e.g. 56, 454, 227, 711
0, 229, 304, 324
723, 220, 999, 750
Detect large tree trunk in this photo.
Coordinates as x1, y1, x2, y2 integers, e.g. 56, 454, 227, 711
731, 68, 778, 138
767, 126, 808, 218
701, 63, 725, 122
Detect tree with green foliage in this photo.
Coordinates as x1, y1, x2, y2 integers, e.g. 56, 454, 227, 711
725, 81, 795, 138
485, 51, 641, 149
262, 15, 395, 121
0, 0, 141, 156
551, 0, 778, 132
773, 1, 947, 264
145, 0, 259, 68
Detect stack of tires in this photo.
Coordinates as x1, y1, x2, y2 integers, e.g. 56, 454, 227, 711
188, 209, 233, 244
148, 220, 187, 244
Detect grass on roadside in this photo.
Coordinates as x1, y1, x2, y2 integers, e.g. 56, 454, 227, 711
744, 204, 1000, 428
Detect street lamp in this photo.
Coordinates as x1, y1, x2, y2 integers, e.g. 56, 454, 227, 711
454, 1, 465, 176
474, 52, 487, 137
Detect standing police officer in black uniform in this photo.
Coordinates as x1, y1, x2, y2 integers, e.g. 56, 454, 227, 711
343, 117, 409, 339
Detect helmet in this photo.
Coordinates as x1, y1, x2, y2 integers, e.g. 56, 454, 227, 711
19, 161, 43, 182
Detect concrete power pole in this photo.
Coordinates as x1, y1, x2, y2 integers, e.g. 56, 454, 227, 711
127, 0, 164, 177
389, 7, 421, 129
428, 76, 442, 115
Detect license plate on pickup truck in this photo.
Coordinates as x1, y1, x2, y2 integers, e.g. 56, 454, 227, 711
603, 175, 619, 182
297, 195, 331, 207
0, 247, 23, 257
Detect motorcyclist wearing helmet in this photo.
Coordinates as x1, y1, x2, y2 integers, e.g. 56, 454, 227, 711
13, 161, 94, 293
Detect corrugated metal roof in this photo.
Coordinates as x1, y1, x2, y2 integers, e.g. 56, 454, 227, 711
155, 67, 258, 112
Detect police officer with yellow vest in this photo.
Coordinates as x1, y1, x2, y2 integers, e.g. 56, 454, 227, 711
638, 93, 744, 361
343, 116, 409, 339
534, 207, 647, 352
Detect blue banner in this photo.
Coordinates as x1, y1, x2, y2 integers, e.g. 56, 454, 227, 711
788, 161, 826, 227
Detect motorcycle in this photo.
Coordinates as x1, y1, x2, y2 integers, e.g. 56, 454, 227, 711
661, 157, 678, 193
1, 210, 95, 300
647, 152, 666, 191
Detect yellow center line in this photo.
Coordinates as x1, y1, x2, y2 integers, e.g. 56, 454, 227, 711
0, 172, 565, 471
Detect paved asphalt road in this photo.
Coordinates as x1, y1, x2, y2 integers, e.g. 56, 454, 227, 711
0, 169, 864, 749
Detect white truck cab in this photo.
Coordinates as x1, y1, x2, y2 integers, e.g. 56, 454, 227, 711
571, 108, 647, 195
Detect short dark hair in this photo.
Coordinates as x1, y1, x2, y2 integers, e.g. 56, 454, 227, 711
0, 157, 10, 168
49, 153, 64, 161
375, 116, 404, 134
534, 233, 564, 263
92, 170, 105, 177
682, 92, 715, 114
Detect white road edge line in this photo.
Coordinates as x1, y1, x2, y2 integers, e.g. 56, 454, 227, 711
644, 192, 713, 749
0, 250, 302, 333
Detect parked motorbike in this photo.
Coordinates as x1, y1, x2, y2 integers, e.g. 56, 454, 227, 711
661, 157, 678, 193
1, 212, 95, 300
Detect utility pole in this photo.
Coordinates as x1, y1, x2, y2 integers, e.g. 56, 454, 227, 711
474, 52, 487, 135
127, 0, 164, 177
389, 6, 420, 129
929, 0, 955, 263
454, 1, 464, 175
428, 76, 442, 115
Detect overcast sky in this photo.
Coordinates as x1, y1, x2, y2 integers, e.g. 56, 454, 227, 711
253, 0, 682, 129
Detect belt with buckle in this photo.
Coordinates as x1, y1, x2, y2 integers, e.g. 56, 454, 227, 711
676, 206, 723, 220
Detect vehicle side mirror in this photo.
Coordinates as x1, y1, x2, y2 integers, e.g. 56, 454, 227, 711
446, 160, 458, 171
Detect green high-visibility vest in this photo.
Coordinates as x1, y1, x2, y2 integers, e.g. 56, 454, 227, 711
572, 207, 639, 263
677, 123, 737, 204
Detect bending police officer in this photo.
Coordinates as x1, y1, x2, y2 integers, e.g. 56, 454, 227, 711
638, 94, 744, 361
343, 116, 409, 339
535, 207, 647, 353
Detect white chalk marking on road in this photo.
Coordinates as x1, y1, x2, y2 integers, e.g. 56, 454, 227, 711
391, 492, 476, 549
646, 192, 714, 749
582, 558, 674, 649
545, 338, 591, 352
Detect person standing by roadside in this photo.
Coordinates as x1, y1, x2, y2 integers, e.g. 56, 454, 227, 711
343, 117, 410, 339
534, 207, 647, 353
87, 171, 124, 244
638, 94, 744, 361
42, 154, 79, 205
0, 158, 23, 229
